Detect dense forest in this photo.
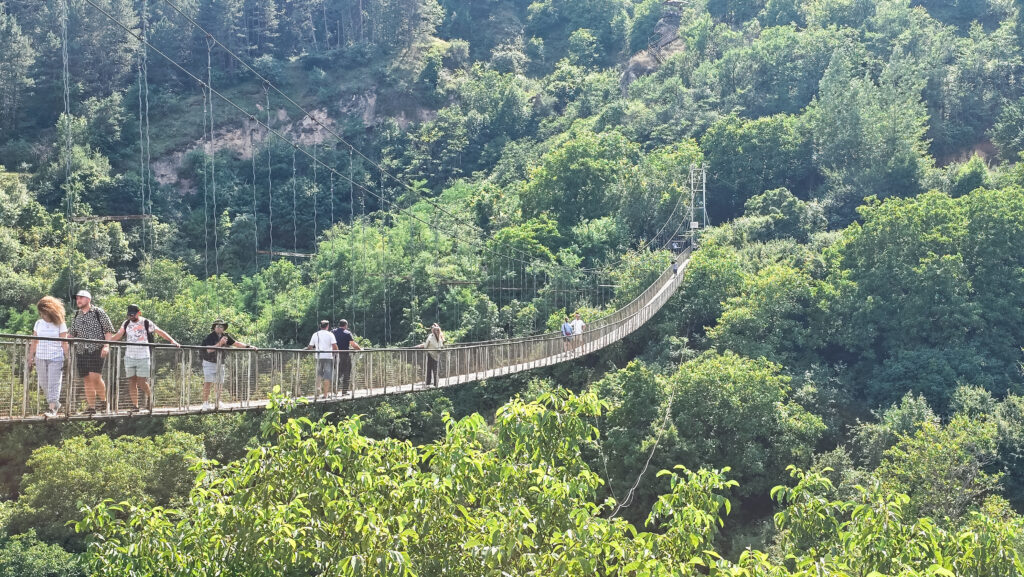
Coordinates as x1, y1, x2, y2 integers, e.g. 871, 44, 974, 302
2, 0, 1024, 573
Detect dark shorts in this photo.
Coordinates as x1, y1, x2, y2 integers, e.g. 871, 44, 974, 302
76, 349, 105, 378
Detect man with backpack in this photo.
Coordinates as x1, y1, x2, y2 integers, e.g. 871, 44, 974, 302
107, 304, 180, 411
69, 290, 115, 414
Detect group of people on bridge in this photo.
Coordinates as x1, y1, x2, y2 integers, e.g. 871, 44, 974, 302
24, 290, 470, 417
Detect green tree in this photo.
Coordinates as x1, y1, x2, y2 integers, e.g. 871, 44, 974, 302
0, 531, 82, 577
599, 353, 825, 513
713, 24, 846, 117
807, 49, 932, 223
742, 187, 826, 242
675, 237, 746, 334
7, 432, 204, 549
949, 154, 990, 197
709, 264, 822, 367
800, 0, 874, 29
0, 6, 35, 135
876, 415, 1001, 522
701, 113, 815, 220
851, 391, 938, 468
772, 467, 1024, 576
567, 28, 600, 68
63, 391, 1024, 576
522, 128, 639, 230
991, 95, 1024, 161
827, 188, 1024, 408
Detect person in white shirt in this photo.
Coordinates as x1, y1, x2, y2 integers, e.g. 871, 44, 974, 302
305, 320, 338, 396
415, 323, 445, 387
107, 304, 180, 411
570, 312, 586, 352
28, 296, 69, 417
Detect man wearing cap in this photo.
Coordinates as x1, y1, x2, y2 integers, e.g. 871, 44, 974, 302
69, 290, 115, 413
200, 320, 255, 411
107, 304, 180, 411
306, 320, 338, 397
332, 319, 362, 394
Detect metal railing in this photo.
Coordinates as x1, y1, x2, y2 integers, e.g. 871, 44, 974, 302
0, 249, 692, 422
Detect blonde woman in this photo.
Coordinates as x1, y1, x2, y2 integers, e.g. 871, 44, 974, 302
28, 296, 69, 416
416, 323, 445, 387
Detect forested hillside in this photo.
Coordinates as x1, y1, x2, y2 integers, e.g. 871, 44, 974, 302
2, 0, 1024, 574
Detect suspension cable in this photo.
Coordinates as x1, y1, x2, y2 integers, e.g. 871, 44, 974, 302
265, 86, 274, 261
380, 167, 390, 344
250, 126, 259, 272
265, 86, 275, 345
141, 0, 153, 256
359, 186, 367, 337
330, 168, 336, 321
291, 146, 298, 342
137, 54, 147, 255
206, 38, 220, 286
60, 0, 74, 302
348, 148, 355, 326
201, 87, 210, 280
312, 140, 320, 322
291, 146, 297, 259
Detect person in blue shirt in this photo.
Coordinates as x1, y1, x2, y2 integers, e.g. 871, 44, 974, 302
561, 316, 573, 356
332, 319, 362, 393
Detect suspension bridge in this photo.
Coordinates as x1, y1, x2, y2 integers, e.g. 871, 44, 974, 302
0, 248, 691, 422
0, 0, 709, 422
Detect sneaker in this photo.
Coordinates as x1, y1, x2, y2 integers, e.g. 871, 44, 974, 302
201, 401, 211, 411
84, 406, 96, 415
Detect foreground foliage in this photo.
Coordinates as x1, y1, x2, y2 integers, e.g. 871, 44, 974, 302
78, 391, 1024, 576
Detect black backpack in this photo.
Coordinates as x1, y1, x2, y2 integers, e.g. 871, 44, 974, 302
122, 318, 155, 343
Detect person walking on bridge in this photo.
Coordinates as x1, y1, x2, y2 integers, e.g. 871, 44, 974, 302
69, 290, 114, 414
107, 304, 179, 411
306, 320, 338, 397
570, 312, 586, 354
28, 296, 69, 417
200, 320, 255, 411
332, 319, 362, 394
416, 323, 445, 388
561, 315, 574, 356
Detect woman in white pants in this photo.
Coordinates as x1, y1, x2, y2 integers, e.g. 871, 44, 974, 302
28, 296, 69, 417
